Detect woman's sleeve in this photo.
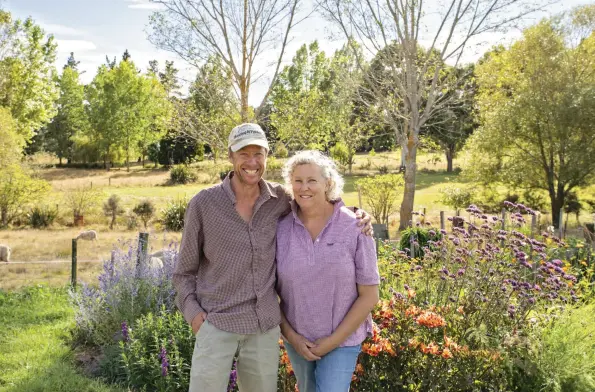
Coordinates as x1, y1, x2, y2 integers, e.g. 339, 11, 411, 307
354, 233, 380, 285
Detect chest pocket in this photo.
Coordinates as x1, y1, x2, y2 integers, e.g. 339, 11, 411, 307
320, 237, 353, 263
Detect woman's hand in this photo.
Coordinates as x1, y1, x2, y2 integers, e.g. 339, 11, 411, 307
310, 336, 337, 357
287, 332, 321, 361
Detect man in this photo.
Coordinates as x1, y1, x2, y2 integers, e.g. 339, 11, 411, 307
174, 123, 371, 392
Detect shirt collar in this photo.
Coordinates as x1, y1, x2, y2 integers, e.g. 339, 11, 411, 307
290, 198, 345, 223
222, 171, 278, 204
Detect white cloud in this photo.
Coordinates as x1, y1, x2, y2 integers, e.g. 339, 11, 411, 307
126, 0, 164, 10
40, 23, 85, 38
55, 39, 98, 53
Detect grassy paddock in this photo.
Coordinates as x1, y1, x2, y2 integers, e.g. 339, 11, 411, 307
0, 285, 127, 392
3, 151, 591, 266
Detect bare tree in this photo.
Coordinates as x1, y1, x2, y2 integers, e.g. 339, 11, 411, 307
148, 0, 308, 121
317, 0, 555, 229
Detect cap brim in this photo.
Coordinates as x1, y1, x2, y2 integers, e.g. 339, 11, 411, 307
230, 139, 270, 152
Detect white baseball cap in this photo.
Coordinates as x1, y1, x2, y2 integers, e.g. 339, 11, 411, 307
228, 123, 270, 152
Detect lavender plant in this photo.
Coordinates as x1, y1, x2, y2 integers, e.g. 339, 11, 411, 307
70, 239, 179, 346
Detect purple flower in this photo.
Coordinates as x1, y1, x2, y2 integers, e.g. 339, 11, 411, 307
228, 360, 238, 391
158, 346, 169, 377
121, 321, 129, 342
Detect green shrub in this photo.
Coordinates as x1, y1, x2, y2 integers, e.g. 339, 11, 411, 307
398, 227, 442, 258
162, 198, 187, 231
27, 205, 58, 228
116, 310, 195, 392
526, 304, 595, 392
169, 165, 196, 185
368, 148, 376, 156
266, 156, 282, 178
329, 142, 351, 169
356, 174, 404, 225
439, 185, 475, 212
133, 199, 155, 229
274, 142, 288, 158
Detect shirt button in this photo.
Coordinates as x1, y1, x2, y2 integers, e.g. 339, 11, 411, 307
316, 239, 319, 242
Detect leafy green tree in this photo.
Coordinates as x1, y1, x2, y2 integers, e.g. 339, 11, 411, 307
175, 55, 240, 162
465, 13, 595, 229
0, 106, 23, 167
424, 65, 477, 172
86, 58, 170, 170
44, 54, 88, 165
270, 41, 333, 150
0, 164, 50, 227
0, 11, 58, 142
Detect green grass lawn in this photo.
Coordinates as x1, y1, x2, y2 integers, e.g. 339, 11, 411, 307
0, 286, 127, 392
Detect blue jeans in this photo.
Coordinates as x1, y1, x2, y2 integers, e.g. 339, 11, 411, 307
285, 342, 360, 392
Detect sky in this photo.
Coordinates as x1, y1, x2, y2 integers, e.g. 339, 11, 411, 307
4, 0, 591, 105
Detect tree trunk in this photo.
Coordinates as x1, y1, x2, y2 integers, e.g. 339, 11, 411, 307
446, 148, 454, 173
1, 207, 7, 227
549, 187, 565, 230
59, 156, 63, 166
399, 134, 418, 230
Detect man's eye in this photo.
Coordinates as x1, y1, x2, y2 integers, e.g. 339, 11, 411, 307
308, 179, 317, 183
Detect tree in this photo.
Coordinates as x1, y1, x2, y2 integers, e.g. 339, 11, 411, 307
318, 0, 553, 230
0, 106, 23, 167
355, 174, 404, 225
465, 12, 595, 229
174, 55, 240, 161
103, 194, 124, 230
424, 65, 477, 172
147, 0, 303, 121
0, 164, 50, 227
86, 58, 170, 170
133, 200, 155, 229
270, 41, 333, 150
44, 55, 88, 165
0, 10, 58, 142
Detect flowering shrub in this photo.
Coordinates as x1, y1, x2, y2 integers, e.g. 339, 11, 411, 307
71, 240, 178, 346
352, 203, 580, 391
118, 310, 194, 392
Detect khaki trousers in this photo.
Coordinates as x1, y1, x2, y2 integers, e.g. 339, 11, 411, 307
189, 320, 280, 392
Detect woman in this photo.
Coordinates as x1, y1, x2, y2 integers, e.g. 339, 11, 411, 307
276, 150, 380, 392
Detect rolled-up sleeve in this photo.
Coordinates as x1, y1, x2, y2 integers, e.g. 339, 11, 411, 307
173, 197, 205, 324
354, 233, 380, 285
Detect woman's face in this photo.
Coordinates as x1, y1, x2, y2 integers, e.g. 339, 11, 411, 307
291, 163, 330, 209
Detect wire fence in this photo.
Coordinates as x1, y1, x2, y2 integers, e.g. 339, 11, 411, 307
1, 209, 593, 292
0, 260, 104, 291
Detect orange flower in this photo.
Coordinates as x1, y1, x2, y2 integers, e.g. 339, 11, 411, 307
351, 374, 359, 382
407, 288, 416, 298
405, 305, 421, 318
286, 362, 294, 376
381, 339, 396, 356
278, 339, 285, 348
408, 338, 420, 348
443, 336, 460, 352
421, 341, 440, 355
441, 347, 453, 359
371, 322, 381, 343
415, 311, 447, 328
355, 363, 364, 375
362, 343, 380, 356
280, 351, 290, 365
456, 306, 465, 315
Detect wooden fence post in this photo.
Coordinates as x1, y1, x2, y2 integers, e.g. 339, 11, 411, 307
531, 214, 537, 239
440, 211, 445, 231
71, 239, 77, 288
136, 232, 149, 272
